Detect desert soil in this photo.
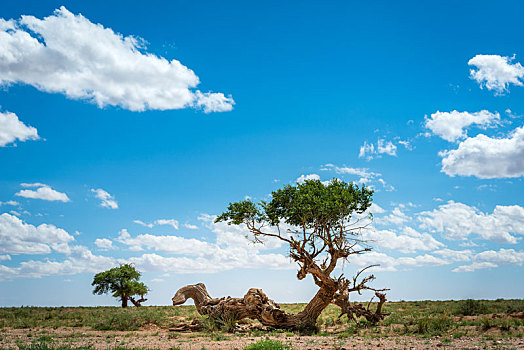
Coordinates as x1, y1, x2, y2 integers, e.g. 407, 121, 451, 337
1, 327, 523, 349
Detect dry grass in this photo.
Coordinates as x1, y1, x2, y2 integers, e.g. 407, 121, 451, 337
1, 299, 523, 349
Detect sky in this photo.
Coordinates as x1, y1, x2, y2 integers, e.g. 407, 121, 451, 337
1, 0, 524, 307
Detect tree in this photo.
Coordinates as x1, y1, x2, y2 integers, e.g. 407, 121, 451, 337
172, 179, 388, 332
92, 264, 149, 308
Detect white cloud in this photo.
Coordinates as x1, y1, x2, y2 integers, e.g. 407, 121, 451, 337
94, 238, 113, 249
425, 110, 500, 142
295, 174, 320, 184
359, 141, 375, 159
321, 164, 395, 192
126, 251, 292, 274
133, 219, 179, 230
0, 255, 11, 261
395, 254, 449, 267
433, 249, 473, 262
369, 203, 385, 214
15, 183, 70, 202
0, 110, 39, 147
116, 228, 215, 255
362, 227, 444, 254
349, 252, 449, 272
418, 201, 524, 244
323, 164, 377, 178
375, 207, 409, 226
295, 174, 333, 186
469, 54, 524, 94
183, 223, 198, 230
114, 214, 297, 274
154, 219, 179, 230
377, 139, 397, 156
20, 183, 47, 188
0, 213, 74, 255
133, 220, 153, 228
0, 200, 19, 206
194, 91, 235, 113
453, 249, 524, 272
0, 7, 234, 113
440, 125, 524, 178
359, 139, 397, 160
91, 188, 118, 209
0, 245, 115, 280
398, 140, 412, 150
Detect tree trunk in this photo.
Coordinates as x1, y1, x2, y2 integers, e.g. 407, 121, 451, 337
121, 297, 128, 308
172, 283, 339, 333
130, 296, 147, 307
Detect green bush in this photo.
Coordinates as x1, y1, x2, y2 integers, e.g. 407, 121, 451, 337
454, 299, 488, 316
414, 313, 454, 336
244, 339, 293, 350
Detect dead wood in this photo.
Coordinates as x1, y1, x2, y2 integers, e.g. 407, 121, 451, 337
172, 282, 388, 332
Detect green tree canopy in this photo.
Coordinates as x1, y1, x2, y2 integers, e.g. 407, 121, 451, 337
212, 179, 387, 330
92, 264, 149, 308
216, 178, 375, 270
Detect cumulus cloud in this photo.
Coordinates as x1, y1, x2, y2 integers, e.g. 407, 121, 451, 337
469, 54, 524, 94
0, 245, 115, 280
349, 252, 449, 272
295, 174, 320, 184
94, 238, 113, 249
369, 203, 385, 214
117, 214, 295, 274
0, 7, 234, 112
0, 213, 74, 255
375, 207, 409, 226
432, 249, 473, 262
116, 228, 215, 255
126, 251, 292, 274
194, 91, 235, 113
425, 110, 500, 142
418, 201, 524, 244
359, 139, 397, 160
453, 249, 524, 272
362, 227, 444, 254
440, 125, 524, 178
0, 110, 39, 147
91, 188, 118, 209
15, 183, 70, 202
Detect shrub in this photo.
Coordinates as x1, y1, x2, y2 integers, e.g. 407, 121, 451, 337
454, 299, 488, 316
414, 313, 453, 336
244, 339, 293, 350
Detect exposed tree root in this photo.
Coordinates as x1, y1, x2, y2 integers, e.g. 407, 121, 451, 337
172, 282, 388, 333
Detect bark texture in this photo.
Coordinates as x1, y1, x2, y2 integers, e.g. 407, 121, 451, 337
172, 282, 387, 332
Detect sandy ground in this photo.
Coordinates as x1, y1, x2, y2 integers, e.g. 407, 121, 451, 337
1, 327, 524, 349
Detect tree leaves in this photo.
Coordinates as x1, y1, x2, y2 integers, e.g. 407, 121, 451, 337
92, 264, 149, 307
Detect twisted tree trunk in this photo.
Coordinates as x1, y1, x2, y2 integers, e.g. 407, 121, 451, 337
130, 296, 147, 307
172, 282, 387, 332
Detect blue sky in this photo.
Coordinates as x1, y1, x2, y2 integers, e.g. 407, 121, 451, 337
1, 0, 524, 306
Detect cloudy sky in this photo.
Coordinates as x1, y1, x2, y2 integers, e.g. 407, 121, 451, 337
1, 1, 524, 306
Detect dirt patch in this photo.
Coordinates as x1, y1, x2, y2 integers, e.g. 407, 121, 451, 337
1, 327, 524, 349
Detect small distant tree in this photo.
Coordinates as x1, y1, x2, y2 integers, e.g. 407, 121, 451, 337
92, 264, 149, 308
